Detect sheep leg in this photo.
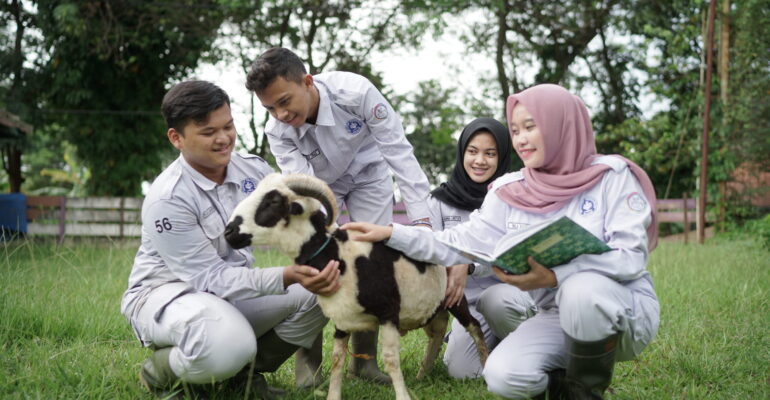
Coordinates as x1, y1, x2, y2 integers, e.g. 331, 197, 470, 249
447, 295, 489, 367
416, 310, 449, 379
327, 328, 350, 400
380, 322, 411, 400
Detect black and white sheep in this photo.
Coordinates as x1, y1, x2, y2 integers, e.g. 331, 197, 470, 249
224, 173, 488, 400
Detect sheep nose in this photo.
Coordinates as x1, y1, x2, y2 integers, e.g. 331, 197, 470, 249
224, 217, 252, 249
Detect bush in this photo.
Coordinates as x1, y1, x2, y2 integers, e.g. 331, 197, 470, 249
743, 214, 770, 251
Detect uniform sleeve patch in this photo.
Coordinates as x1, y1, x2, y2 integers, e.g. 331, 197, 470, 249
373, 103, 388, 120
626, 192, 647, 212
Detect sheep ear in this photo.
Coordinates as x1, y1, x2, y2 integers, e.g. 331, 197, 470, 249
289, 202, 304, 216
254, 190, 288, 227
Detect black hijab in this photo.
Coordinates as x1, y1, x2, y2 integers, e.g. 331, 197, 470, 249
431, 117, 513, 211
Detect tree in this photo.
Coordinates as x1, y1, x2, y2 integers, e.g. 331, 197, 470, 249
6, 0, 229, 196
404, 0, 627, 119
394, 80, 465, 185
0, 0, 46, 192
222, 0, 431, 159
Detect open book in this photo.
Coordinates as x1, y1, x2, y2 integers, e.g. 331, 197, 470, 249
438, 216, 612, 275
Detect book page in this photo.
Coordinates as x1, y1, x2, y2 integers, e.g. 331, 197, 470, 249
435, 237, 496, 267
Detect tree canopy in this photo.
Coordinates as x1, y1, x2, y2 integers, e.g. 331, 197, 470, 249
1, 0, 767, 224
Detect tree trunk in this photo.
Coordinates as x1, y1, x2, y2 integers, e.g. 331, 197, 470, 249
7, 146, 23, 193
719, 0, 730, 105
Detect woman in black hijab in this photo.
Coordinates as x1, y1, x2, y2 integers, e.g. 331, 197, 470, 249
431, 117, 513, 212
426, 117, 534, 380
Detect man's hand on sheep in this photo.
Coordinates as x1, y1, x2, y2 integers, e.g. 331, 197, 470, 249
340, 222, 393, 242
284, 260, 342, 296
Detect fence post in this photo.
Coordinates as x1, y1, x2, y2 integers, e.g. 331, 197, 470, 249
683, 193, 689, 244
119, 197, 125, 239
58, 197, 67, 244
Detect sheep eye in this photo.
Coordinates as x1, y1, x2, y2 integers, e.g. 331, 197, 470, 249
289, 202, 304, 216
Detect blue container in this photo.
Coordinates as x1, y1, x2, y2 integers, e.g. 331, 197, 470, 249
0, 193, 27, 240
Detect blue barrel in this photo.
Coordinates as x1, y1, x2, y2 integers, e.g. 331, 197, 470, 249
0, 193, 27, 240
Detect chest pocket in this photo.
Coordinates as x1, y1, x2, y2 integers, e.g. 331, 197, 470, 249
200, 209, 227, 256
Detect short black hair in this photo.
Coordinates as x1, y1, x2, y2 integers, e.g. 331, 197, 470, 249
161, 80, 230, 134
245, 47, 306, 93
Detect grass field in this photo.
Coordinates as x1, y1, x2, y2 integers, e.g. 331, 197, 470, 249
1, 234, 768, 399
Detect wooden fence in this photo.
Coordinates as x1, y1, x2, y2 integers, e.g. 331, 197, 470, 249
26, 196, 142, 242
20, 195, 701, 243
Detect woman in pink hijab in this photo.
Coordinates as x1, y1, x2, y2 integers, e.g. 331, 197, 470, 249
344, 84, 660, 400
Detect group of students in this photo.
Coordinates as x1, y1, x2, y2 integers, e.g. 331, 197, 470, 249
121, 47, 660, 400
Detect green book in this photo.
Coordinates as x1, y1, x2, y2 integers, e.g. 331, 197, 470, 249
440, 216, 612, 275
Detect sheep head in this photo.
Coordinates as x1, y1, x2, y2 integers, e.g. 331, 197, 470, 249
224, 173, 337, 255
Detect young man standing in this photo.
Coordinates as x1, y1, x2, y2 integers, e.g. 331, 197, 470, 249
120, 80, 340, 398
245, 47, 432, 383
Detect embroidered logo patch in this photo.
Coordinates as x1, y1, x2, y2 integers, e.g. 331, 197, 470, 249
580, 197, 597, 215
346, 119, 363, 134
626, 192, 647, 212
443, 216, 461, 222
507, 222, 527, 230
241, 178, 257, 194
373, 103, 388, 119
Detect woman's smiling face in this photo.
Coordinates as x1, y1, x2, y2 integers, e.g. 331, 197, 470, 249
463, 131, 499, 183
509, 104, 545, 169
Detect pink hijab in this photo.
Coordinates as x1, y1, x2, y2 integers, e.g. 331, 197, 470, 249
496, 84, 658, 251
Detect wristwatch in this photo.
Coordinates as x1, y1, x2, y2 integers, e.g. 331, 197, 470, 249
467, 263, 476, 275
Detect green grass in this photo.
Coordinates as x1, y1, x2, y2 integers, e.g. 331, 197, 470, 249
0, 235, 768, 399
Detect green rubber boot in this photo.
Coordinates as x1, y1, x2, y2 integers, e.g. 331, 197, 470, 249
139, 347, 182, 397
295, 333, 323, 388
231, 366, 285, 400
564, 333, 619, 400
231, 329, 299, 399
532, 369, 567, 400
347, 330, 391, 385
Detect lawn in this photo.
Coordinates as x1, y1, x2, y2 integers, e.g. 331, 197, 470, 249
0, 235, 768, 399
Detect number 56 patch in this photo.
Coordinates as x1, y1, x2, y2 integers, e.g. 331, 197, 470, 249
155, 218, 173, 233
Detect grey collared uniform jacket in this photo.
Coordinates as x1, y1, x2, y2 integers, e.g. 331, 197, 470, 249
264, 71, 430, 221
389, 156, 658, 309
120, 153, 281, 346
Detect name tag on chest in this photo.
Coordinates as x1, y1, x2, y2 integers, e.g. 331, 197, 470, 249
304, 148, 321, 160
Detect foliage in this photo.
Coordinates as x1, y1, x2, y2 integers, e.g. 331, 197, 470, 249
15, 123, 88, 196
220, 0, 433, 159
0, 0, 229, 196
1, 238, 769, 398
394, 80, 465, 186
597, 107, 700, 199
2, 0, 768, 212
727, 0, 770, 171
726, 214, 770, 252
